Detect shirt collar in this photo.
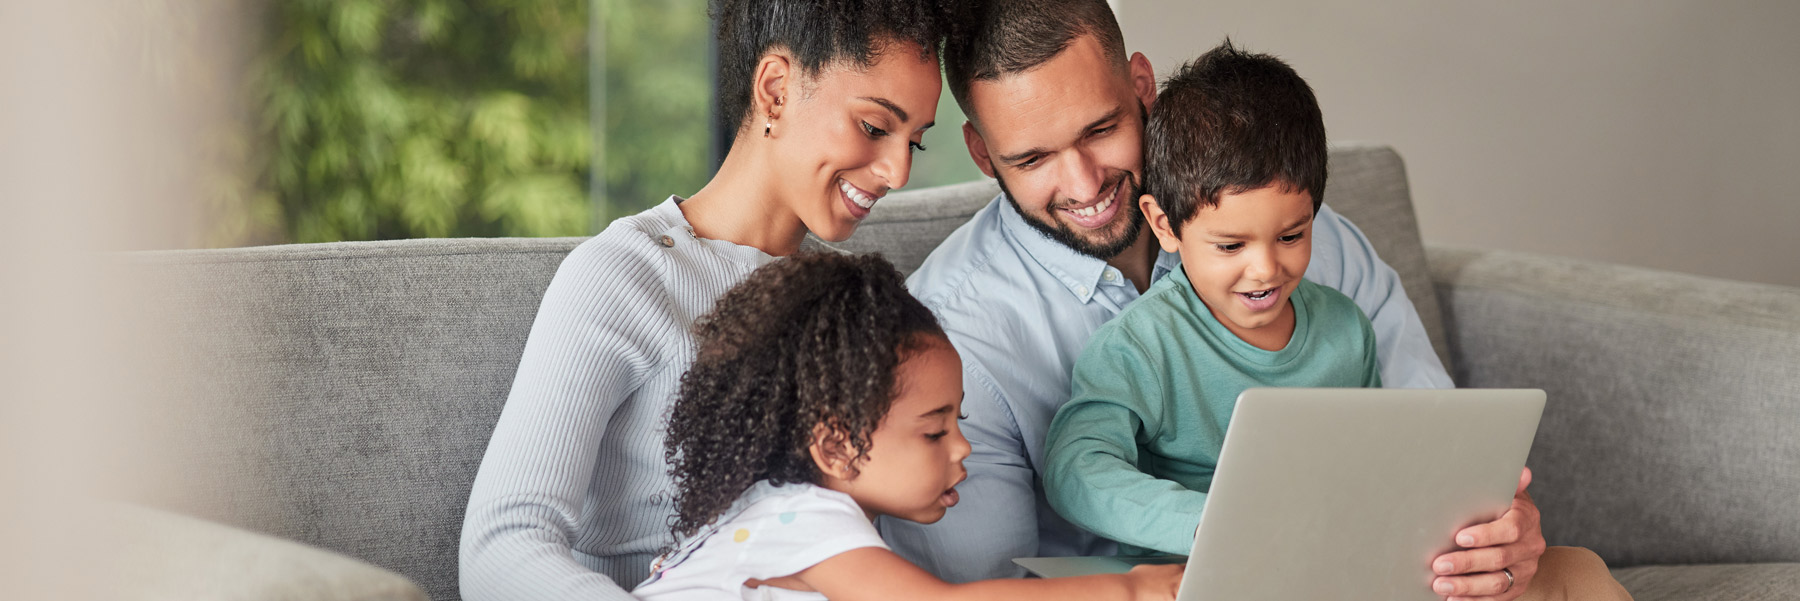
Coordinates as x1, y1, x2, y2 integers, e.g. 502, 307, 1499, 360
661, 195, 779, 269
995, 192, 1186, 301
996, 192, 1113, 303
1153, 247, 1182, 281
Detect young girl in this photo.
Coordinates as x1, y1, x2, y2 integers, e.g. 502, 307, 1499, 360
633, 252, 1182, 601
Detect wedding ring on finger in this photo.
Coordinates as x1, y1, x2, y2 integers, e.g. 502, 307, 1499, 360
1502, 567, 1515, 593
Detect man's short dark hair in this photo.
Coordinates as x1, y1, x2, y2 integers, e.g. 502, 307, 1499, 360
1144, 40, 1328, 237
712, 0, 951, 137
942, 0, 1127, 121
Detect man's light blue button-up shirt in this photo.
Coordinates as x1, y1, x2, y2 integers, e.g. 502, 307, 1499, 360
880, 193, 1452, 582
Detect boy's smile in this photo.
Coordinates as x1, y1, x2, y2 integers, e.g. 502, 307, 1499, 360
1142, 185, 1316, 351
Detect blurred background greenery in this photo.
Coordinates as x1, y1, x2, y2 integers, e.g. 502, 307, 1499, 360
213, 0, 980, 247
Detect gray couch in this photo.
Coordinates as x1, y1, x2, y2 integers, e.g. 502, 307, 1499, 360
128, 144, 1800, 600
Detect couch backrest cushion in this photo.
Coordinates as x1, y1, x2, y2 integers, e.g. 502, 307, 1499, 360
1432, 247, 1800, 566
134, 144, 1442, 600
136, 239, 582, 601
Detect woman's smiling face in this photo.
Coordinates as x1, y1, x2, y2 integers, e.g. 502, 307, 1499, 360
769, 41, 941, 242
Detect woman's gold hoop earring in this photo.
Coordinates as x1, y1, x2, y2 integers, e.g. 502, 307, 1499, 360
763, 96, 785, 138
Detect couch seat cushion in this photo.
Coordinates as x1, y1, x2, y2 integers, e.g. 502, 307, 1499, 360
1612, 563, 1800, 601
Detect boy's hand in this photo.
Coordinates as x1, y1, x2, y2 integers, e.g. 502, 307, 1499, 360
1429, 468, 1546, 601
1123, 563, 1185, 601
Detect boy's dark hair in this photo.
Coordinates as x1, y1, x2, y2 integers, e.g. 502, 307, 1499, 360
664, 251, 946, 540
1144, 40, 1328, 236
712, 0, 953, 137
943, 0, 1126, 122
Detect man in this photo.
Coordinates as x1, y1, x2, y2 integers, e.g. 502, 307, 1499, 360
881, 1, 1628, 600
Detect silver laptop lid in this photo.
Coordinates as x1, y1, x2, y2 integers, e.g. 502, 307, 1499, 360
1178, 388, 1544, 601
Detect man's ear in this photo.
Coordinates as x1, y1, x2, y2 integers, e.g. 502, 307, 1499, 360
1128, 51, 1156, 112
1140, 193, 1183, 253
753, 50, 794, 125
963, 120, 997, 179
808, 422, 856, 482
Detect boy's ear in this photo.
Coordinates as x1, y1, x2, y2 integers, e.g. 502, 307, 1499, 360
963, 121, 997, 179
1140, 194, 1183, 253
808, 422, 856, 481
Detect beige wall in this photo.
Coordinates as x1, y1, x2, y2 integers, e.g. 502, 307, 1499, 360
1119, 0, 1800, 287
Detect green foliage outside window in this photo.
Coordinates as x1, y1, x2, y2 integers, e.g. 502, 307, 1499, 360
219, 0, 980, 247
590, 0, 713, 226
226, 0, 711, 245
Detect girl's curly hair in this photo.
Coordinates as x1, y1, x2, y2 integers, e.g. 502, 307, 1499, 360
664, 251, 945, 540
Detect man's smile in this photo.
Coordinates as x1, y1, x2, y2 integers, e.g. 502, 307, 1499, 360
1057, 177, 1126, 229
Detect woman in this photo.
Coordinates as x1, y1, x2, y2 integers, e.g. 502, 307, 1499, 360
458, 1, 951, 600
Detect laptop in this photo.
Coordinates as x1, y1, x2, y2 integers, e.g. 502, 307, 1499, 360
1014, 388, 1545, 601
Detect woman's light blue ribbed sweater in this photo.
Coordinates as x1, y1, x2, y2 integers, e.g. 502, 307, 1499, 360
460, 197, 779, 601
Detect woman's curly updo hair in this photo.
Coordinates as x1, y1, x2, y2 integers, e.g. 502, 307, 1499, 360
664, 251, 947, 539
711, 0, 958, 137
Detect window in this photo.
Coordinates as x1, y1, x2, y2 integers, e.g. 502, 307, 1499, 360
225, 1, 980, 246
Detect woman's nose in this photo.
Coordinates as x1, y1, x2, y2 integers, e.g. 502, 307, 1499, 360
873, 141, 913, 191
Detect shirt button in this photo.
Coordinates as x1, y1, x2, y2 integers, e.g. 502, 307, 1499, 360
659, 235, 675, 248
1077, 285, 1090, 296
1103, 271, 1117, 282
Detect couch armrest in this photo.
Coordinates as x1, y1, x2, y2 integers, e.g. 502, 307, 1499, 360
1427, 246, 1800, 567
106, 504, 428, 601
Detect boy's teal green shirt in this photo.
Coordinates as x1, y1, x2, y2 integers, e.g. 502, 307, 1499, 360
1044, 268, 1381, 555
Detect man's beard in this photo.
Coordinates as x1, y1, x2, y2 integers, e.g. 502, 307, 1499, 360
998, 170, 1146, 261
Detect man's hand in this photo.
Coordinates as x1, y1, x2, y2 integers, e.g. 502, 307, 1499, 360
1430, 467, 1547, 601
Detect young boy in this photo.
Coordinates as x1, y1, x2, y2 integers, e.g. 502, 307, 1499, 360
1043, 41, 1380, 556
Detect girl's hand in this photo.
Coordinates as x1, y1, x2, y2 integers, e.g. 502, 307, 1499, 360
1124, 563, 1185, 601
